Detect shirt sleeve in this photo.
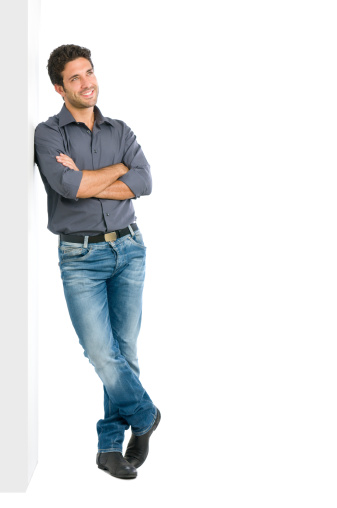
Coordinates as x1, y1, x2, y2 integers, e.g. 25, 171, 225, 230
34, 123, 83, 200
118, 124, 152, 199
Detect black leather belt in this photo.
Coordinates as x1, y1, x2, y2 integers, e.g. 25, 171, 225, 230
60, 223, 138, 244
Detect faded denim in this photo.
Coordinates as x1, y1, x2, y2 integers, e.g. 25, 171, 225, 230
58, 229, 157, 452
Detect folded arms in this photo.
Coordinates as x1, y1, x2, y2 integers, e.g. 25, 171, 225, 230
34, 122, 152, 202
55, 153, 135, 200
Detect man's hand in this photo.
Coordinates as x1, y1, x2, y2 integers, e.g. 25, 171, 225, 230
56, 153, 79, 171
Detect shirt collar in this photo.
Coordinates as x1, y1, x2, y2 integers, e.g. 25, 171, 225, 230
58, 104, 115, 128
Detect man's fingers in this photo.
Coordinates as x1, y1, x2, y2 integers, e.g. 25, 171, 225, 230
56, 156, 73, 165
55, 154, 78, 171
57, 156, 74, 165
56, 153, 71, 160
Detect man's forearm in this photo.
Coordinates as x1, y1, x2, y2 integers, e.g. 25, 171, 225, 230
77, 163, 128, 199
94, 180, 135, 200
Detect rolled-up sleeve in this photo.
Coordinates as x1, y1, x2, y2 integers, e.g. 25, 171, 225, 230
119, 124, 152, 199
34, 123, 83, 200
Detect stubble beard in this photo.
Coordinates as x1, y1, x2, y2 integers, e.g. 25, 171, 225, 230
63, 85, 99, 109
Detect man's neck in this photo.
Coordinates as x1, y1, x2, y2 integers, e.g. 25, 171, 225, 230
64, 102, 95, 131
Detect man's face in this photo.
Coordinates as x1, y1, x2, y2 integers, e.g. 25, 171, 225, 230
55, 57, 99, 109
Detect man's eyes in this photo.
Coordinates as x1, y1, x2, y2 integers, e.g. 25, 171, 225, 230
71, 71, 93, 81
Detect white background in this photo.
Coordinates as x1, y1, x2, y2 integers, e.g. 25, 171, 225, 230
3, 0, 337, 506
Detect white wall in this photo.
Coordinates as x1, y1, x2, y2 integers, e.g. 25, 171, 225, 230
0, 0, 40, 492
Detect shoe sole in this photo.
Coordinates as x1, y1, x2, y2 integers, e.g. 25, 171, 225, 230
97, 465, 137, 480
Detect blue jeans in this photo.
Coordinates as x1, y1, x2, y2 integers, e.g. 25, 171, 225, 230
58, 228, 157, 453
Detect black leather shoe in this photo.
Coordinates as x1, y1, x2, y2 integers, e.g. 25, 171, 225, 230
124, 409, 161, 468
96, 451, 137, 480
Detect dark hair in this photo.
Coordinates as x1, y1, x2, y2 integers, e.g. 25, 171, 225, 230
47, 44, 94, 86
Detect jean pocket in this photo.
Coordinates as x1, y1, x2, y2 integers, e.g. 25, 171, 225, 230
59, 243, 91, 263
128, 231, 146, 250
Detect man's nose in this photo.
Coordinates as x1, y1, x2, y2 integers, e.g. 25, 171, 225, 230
81, 76, 91, 88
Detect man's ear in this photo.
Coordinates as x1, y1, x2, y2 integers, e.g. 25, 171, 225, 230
54, 83, 65, 98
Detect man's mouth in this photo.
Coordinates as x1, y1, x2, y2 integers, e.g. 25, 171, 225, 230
81, 88, 95, 98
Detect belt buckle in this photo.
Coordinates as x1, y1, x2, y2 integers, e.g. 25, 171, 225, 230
104, 232, 117, 242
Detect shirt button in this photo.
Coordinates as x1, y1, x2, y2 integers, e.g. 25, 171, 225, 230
106, 213, 110, 216
94, 149, 97, 153
87, 130, 90, 134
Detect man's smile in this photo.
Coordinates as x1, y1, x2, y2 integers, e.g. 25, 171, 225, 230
81, 88, 95, 98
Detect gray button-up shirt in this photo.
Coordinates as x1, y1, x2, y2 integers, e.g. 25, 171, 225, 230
34, 104, 152, 235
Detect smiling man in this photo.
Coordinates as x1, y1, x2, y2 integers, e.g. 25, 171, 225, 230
34, 44, 160, 480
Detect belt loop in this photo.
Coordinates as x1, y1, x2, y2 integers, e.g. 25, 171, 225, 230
58, 235, 61, 247
84, 235, 89, 248
128, 224, 135, 237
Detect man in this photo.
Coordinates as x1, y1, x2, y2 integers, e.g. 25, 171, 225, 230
34, 44, 160, 480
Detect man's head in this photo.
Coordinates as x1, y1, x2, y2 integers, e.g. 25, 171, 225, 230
47, 44, 99, 110
47, 44, 93, 87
